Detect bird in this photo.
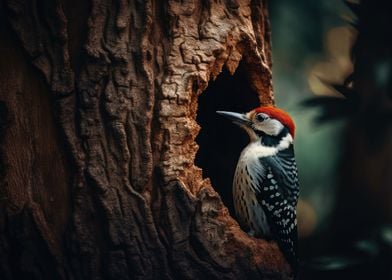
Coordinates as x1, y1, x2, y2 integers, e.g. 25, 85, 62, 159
217, 106, 299, 276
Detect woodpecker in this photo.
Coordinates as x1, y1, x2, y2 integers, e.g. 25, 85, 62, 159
217, 106, 299, 275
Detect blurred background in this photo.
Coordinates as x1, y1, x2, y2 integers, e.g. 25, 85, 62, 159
269, 0, 392, 278
196, 0, 391, 279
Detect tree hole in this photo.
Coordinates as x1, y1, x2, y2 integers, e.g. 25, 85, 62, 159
195, 62, 260, 216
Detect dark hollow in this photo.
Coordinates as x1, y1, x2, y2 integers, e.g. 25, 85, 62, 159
195, 62, 260, 216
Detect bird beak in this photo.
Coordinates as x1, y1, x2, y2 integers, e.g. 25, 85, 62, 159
216, 111, 251, 127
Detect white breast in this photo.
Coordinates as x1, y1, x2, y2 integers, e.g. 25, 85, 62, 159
233, 145, 271, 237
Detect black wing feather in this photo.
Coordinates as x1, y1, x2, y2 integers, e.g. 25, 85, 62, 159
256, 147, 299, 275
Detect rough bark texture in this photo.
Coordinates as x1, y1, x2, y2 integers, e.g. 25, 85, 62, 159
0, 0, 290, 279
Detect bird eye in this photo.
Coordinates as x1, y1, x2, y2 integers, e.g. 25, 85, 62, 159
256, 114, 268, 122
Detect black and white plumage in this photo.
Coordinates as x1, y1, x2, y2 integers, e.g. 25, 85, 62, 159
217, 106, 300, 275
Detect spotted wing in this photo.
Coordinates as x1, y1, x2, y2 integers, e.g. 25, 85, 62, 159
256, 147, 299, 274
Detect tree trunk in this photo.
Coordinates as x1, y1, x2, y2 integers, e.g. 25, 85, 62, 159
0, 0, 290, 279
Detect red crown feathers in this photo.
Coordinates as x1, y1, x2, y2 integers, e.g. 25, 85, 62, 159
254, 106, 296, 138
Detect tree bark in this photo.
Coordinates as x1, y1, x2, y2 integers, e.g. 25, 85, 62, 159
0, 0, 290, 279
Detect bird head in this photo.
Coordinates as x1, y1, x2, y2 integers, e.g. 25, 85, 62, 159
217, 106, 295, 142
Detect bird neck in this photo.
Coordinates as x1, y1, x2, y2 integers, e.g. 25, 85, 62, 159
258, 127, 291, 147
243, 130, 293, 159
